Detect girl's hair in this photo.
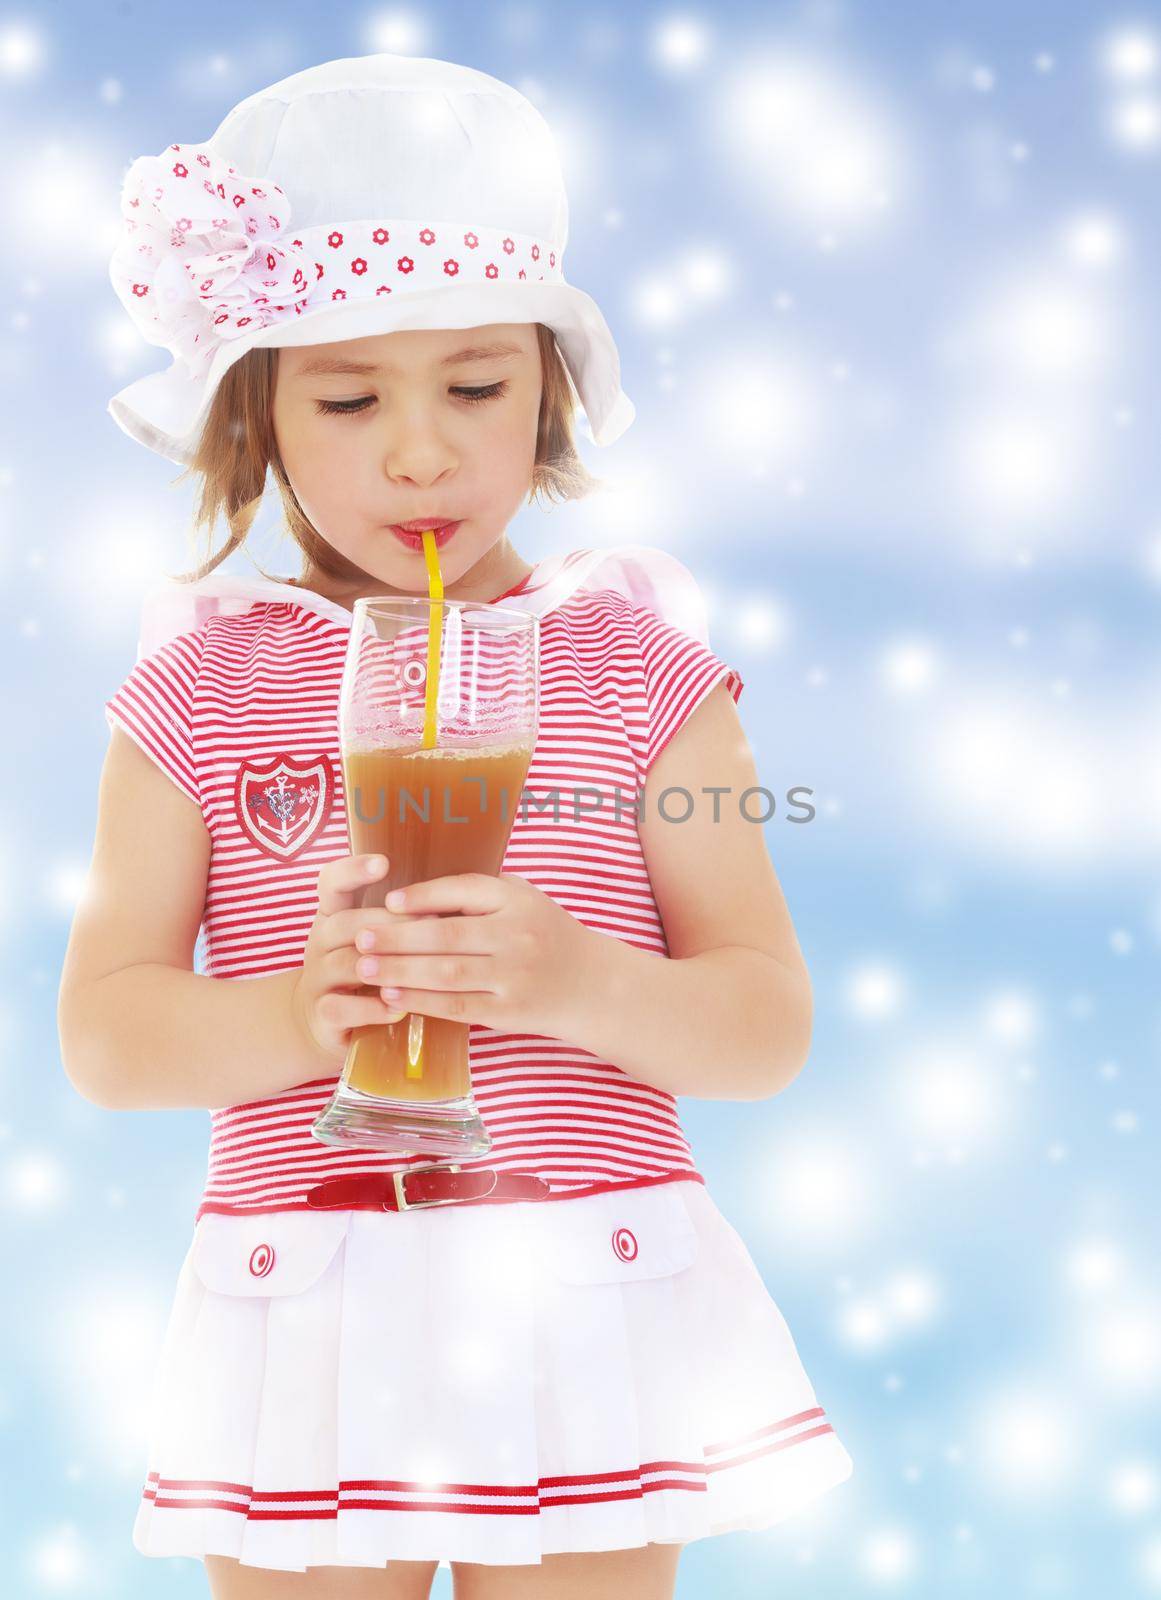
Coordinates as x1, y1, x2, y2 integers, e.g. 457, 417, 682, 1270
169, 322, 602, 584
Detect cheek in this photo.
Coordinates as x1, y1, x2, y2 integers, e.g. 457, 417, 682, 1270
297, 422, 367, 487
276, 420, 364, 526
473, 394, 540, 465
274, 408, 321, 476
470, 427, 535, 494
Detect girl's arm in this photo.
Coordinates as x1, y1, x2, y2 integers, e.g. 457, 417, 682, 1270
66, 965, 317, 1112
572, 680, 812, 1102
58, 728, 334, 1111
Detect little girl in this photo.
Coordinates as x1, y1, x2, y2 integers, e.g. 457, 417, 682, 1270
59, 53, 854, 1597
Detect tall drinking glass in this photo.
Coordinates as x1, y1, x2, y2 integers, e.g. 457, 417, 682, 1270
311, 595, 538, 1158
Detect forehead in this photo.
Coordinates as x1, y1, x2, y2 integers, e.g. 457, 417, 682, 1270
280, 324, 537, 379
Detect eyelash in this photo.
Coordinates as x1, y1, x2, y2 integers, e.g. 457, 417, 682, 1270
315, 382, 508, 418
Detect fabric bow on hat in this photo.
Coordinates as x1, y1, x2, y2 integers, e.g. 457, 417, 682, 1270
109, 141, 317, 378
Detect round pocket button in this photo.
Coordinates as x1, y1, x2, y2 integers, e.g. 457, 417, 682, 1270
611, 1227, 638, 1262
248, 1242, 276, 1278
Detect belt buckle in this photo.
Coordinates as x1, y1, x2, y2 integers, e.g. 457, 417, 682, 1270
391, 1162, 462, 1213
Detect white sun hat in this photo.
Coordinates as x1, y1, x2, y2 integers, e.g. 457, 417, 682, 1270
107, 52, 635, 465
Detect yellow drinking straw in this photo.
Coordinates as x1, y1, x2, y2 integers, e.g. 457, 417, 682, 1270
402, 528, 445, 1079
420, 528, 443, 749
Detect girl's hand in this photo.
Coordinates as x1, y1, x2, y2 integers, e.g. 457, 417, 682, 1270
331, 870, 601, 1042
290, 853, 410, 1067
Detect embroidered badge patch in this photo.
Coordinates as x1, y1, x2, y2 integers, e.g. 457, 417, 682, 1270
234, 752, 335, 861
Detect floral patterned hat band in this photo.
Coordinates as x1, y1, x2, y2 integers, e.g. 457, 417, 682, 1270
105, 53, 635, 464
110, 142, 567, 382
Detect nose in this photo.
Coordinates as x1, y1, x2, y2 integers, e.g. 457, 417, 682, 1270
381, 406, 459, 487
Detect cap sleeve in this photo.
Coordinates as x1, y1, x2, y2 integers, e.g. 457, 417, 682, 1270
104, 629, 205, 807
632, 606, 744, 772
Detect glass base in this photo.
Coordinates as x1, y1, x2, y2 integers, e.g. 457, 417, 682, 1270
311, 1077, 494, 1159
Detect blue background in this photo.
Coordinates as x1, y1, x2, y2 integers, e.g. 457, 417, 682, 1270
3, 1, 1159, 1595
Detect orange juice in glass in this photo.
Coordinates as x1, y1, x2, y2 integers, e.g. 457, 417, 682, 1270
311, 591, 538, 1158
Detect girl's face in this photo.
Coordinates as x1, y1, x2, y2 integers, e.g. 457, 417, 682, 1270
271, 322, 542, 599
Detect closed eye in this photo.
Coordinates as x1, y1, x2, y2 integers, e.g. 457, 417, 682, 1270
314, 382, 508, 417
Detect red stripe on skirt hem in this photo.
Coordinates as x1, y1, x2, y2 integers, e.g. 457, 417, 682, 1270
140, 1410, 840, 1516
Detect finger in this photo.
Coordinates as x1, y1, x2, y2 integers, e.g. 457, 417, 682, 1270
323, 907, 487, 957
318, 989, 409, 1029
317, 853, 390, 917
350, 951, 494, 992
371, 987, 494, 1025
385, 872, 502, 918
319, 905, 394, 955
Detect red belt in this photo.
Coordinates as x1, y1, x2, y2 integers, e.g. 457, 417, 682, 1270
304, 1162, 552, 1213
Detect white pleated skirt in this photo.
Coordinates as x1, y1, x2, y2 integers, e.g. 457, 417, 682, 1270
131, 1177, 855, 1571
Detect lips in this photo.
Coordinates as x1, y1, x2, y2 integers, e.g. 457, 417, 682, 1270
387, 519, 462, 549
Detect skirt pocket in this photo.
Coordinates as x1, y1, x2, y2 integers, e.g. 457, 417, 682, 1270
190, 1209, 352, 1296
532, 1179, 699, 1284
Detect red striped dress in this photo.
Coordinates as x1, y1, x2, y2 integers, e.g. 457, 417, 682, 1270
105, 544, 743, 1224
109, 544, 858, 1567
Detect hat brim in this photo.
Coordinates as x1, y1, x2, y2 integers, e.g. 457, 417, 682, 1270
107, 279, 635, 467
